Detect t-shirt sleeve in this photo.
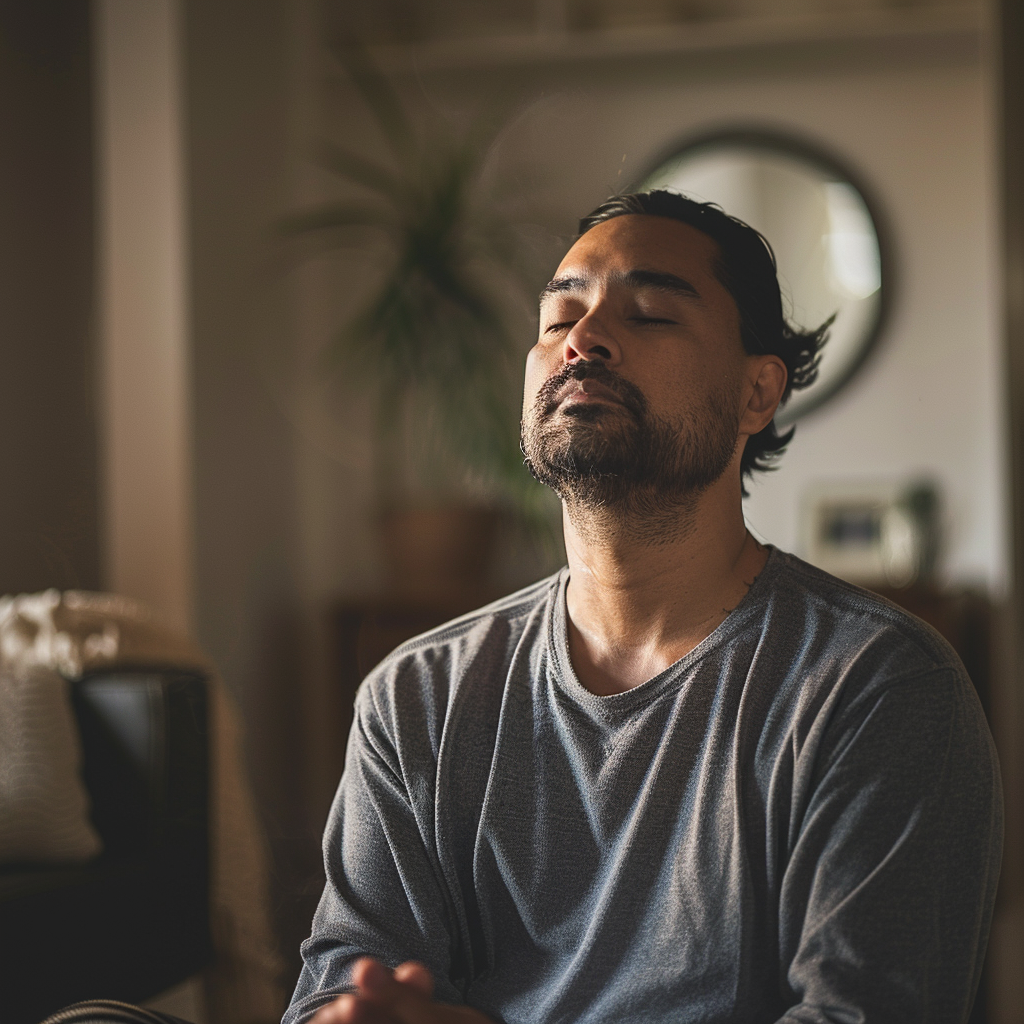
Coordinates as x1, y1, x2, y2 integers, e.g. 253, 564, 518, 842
775, 666, 1002, 1023
283, 681, 460, 1024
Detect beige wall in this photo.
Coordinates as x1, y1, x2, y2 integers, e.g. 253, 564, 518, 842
183, 0, 320, 984
94, 0, 194, 634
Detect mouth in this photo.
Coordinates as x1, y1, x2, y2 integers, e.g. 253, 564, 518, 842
540, 363, 641, 421
556, 377, 624, 411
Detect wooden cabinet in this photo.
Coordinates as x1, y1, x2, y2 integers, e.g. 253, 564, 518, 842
329, 593, 495, 750
870, 586, 992, 720
330, 586, 993, 747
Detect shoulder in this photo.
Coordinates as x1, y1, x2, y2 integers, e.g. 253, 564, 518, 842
353, 572, 563, 753
753, 550, 994, 774
759, 549, 965, 684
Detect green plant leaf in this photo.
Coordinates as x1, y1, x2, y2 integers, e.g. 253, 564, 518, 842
314, 140, 405, 201
331, 43, 416, 165
275, 203, 394, 236
285, 46, 546, 516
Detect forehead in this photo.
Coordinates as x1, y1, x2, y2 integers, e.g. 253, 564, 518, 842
552, 214, 722, 287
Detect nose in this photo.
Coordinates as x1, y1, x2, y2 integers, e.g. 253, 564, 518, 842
563, 309, 622, 366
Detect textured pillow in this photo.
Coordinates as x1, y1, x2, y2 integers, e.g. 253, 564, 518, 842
0, 663, 102, 865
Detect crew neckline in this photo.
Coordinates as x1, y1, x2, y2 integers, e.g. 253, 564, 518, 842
549, 545, 781, 716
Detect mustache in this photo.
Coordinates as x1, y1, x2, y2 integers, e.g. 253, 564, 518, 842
537, 360, 648, 419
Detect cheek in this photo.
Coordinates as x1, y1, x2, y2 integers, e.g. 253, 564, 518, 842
631, 362, 688, 413
522, 345, 550, 416
637, 361, 734, 422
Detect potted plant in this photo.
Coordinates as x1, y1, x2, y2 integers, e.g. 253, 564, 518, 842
280, 47, 549, 595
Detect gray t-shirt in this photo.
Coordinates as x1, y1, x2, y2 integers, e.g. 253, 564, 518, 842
285, 549, 1002, 1024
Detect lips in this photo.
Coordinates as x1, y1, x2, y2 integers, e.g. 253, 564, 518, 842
539, 361, 643, 420
557, 377, 623, 409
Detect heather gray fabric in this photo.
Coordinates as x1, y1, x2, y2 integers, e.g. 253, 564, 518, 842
285, 549, 1002, 1024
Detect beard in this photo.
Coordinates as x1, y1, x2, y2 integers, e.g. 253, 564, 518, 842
521, 360, 739, 541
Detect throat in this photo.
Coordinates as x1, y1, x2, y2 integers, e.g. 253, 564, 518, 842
567, 626, 707, 695
564, 487, 702, 547
561, 526, 770, 696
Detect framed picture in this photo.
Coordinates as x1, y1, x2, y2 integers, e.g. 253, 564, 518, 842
801, 480, 939, 588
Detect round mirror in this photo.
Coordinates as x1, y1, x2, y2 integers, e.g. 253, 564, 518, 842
638, 129, 887, 425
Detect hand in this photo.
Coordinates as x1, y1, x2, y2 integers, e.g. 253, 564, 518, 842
310, 958, 494, 1024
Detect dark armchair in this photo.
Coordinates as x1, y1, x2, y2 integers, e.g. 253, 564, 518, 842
0, 668, 211, 1024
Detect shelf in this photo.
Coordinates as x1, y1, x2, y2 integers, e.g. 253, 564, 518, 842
367, 3, 985, 76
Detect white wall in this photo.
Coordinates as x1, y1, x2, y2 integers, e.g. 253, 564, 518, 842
481, 55, 1003, 593
293, 18, 1004, 600
309, 29, 1003, 595
725, 65, 1003, 591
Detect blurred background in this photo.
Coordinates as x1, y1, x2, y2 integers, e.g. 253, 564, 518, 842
2, 0, 1022, 1020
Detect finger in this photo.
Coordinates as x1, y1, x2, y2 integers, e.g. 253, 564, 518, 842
352, 957, 396, 996
308, 994, 344, 1024
394, 962, 434, 998
311, 992, 399, 1024
349, 958, 438, 1024
309, 994, 364, 1024
351, 958, 427, 1017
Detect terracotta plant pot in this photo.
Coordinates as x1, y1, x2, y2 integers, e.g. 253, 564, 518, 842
378, 502, 500, 599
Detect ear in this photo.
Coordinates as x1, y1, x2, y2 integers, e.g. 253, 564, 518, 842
738, 356, 787, 438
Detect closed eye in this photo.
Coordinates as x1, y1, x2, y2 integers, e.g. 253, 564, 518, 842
545, 315, 676, 333
544, 320, 578, 334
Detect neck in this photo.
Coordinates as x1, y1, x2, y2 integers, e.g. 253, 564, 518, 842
561, 471, 767, 695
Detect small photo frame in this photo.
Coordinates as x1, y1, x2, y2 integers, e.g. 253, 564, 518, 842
801, 480, 939, 589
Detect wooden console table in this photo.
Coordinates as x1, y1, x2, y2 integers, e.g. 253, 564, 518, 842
329, 591, 496, 751
329, 585, 992, 753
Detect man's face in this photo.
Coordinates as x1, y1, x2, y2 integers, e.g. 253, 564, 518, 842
521, 214, 751, 515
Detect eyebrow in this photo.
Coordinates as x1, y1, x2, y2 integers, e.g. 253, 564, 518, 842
539, 268, 701, 302
539, 275, 588, 301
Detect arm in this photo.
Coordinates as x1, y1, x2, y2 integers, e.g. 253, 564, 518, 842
776, 667, 1002, 1023
284, 686, 465, 1024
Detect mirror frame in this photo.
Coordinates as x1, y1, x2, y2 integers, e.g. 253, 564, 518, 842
634, 125, 893, 424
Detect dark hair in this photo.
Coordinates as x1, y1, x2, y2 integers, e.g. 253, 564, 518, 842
578, 190, 829, 491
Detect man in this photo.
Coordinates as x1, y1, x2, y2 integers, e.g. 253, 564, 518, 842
285, 191, 1002, 1024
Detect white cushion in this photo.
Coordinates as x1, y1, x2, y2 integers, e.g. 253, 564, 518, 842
0, 663, 102, 865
